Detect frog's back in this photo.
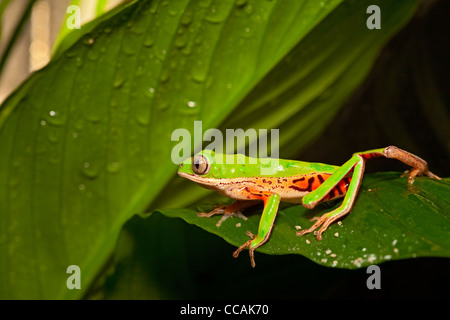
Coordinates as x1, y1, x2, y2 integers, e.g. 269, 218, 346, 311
267, 158, 338, 177
213, 152, 338, 178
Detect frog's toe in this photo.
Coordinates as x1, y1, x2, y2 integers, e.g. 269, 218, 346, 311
232, 231, 257, 267
296, 215, 328, 240
197, 206, 225, 218
215, 211, 248, 227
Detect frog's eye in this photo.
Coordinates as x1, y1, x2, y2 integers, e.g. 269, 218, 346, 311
192, 155, 210, 175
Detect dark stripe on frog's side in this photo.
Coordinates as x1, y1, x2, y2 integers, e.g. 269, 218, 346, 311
242, 187, 275, 201
289, 177, 315, 192
324, 177, 352, 201
287, 173, 352, 201
361, 152, 382, 160
289, 173, 332, 193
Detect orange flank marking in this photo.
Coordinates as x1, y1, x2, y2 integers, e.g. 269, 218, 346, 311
218, 173, 352, 204
237, 187, 272, 202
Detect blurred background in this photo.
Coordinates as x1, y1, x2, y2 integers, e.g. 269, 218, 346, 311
296, 0, 449, 175
0, 0, 124, 103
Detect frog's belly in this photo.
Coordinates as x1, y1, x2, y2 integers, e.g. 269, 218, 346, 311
222, 186, 306, 204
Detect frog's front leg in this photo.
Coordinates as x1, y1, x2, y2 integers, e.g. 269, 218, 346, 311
198, 200, 257, 227
232, 193, 281, 268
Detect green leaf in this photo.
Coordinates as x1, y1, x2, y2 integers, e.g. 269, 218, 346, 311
0, 0, 422, 299
159, 174, 450, 269
102, 212, 344, 299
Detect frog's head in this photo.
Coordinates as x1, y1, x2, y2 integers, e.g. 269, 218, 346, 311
177, 149, 226, 189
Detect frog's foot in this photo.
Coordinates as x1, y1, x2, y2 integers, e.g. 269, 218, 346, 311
198, 207, 246, 227
197, 200, 254, 227
382, 146, 441, 184
215, 211, 247, 227
197, 206, 226, 218
400, 168, 441, 184
232, 231, 257, 268
296, 211, 345, 241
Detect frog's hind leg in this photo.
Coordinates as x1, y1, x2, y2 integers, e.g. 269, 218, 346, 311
297, 157, 366, 240
297, 146, 441, 240
382, 146, 441, 183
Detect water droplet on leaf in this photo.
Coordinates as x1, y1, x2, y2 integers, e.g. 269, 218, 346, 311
81, 162, 99, 179
107, 161, 121, 174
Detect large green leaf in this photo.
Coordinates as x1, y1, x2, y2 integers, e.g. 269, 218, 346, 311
106, 204, 450, 299
159, 174, 450, 269
0, 0, 422, 299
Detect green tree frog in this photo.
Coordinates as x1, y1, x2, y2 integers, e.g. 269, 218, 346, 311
178, 146, 440, 267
